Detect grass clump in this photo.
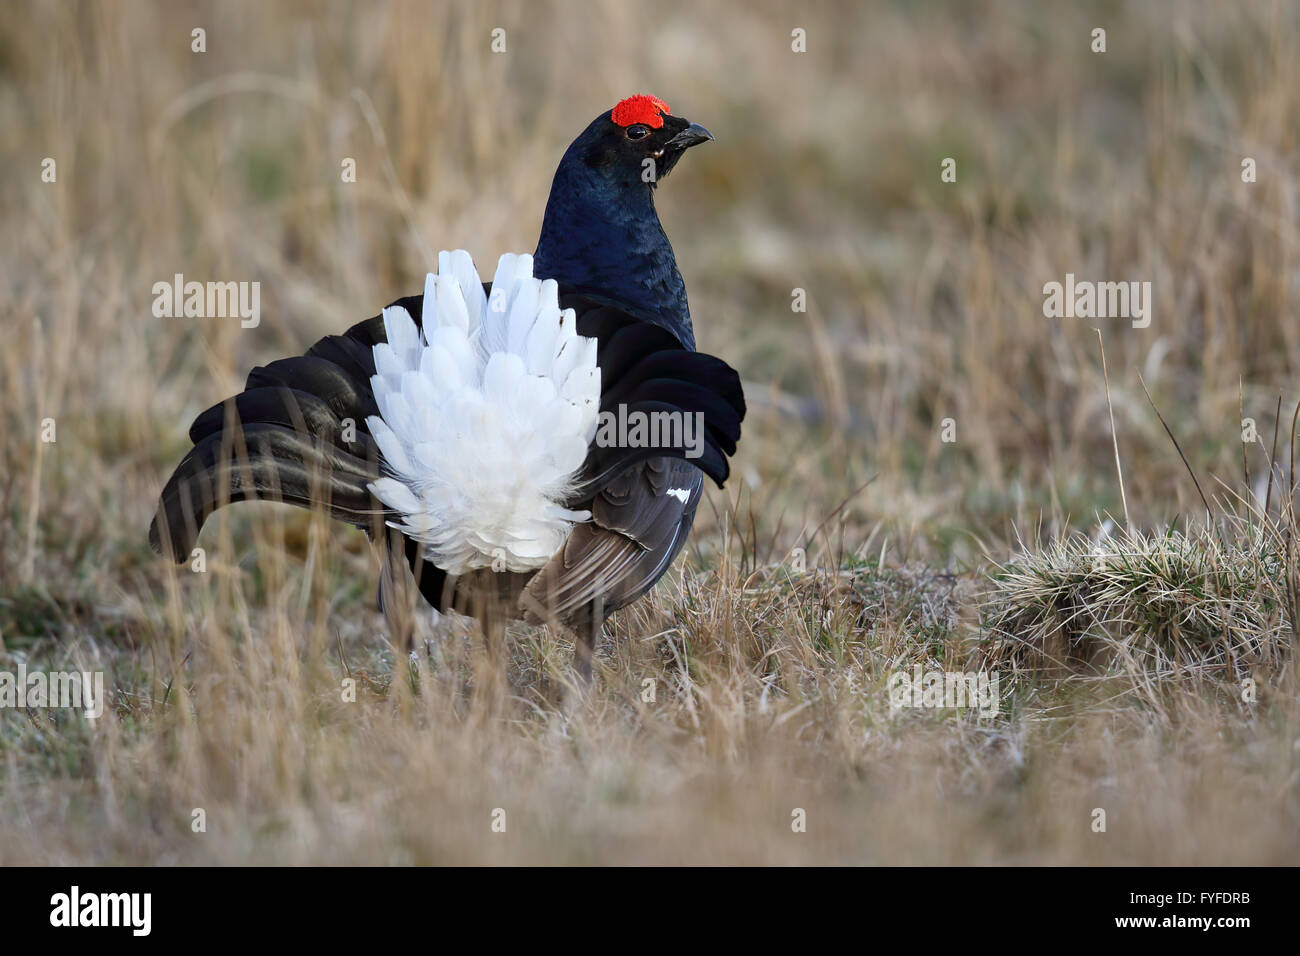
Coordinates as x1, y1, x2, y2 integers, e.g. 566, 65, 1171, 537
984, 524, 1293, 681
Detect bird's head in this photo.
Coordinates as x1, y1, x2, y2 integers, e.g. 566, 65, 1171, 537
535, 94, 711, 340
571, 94, 713, 188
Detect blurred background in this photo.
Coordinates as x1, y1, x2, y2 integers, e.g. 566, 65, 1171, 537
1, 0, 1298, 864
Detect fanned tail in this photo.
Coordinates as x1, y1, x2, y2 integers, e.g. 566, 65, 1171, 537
148, 260, 747, 608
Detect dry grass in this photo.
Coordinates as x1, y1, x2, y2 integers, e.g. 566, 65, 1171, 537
1, 0, 1299, 864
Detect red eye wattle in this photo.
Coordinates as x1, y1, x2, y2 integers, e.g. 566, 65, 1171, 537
612, 94, 669, 130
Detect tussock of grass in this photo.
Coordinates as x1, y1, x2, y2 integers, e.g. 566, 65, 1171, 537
984, 525, 1294, 680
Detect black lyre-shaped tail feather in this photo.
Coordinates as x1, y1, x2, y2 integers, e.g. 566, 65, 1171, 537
149, 356, 387, 563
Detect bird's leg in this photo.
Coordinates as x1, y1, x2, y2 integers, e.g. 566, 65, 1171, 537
481, 610, 505, 668
371, 529, 422, 713
375, 530, 417, 654
472, 585, 509, 706
573, 595, 606, 683
574, 634, 595, 684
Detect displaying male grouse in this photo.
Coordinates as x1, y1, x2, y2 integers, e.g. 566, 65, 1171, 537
150, 95, 744, 677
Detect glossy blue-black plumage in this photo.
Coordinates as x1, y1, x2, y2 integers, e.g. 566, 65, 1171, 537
533, 109, 700, 350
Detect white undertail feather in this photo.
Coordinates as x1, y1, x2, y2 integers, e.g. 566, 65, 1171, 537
366, 250, 600, 574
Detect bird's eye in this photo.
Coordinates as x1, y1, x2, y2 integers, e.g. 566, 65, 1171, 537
625, 124, 651, 141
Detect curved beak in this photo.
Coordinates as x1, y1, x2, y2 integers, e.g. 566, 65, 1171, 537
666, 122, 714, 150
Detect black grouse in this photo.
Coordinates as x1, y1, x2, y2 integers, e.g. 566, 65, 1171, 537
149, 94, 745, 677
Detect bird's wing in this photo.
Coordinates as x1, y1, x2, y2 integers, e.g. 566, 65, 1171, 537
519, 456, 703, 631
515, 296, 744, 633
563, 297, 744, 495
